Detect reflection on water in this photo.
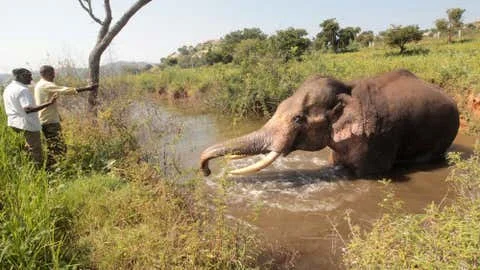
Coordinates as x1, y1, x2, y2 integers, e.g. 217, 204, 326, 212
129, 100, 478, 269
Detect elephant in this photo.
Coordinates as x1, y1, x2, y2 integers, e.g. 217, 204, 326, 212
200, 69, 460, 177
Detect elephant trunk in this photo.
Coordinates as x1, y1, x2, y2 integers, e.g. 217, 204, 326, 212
200, 131, 271, 176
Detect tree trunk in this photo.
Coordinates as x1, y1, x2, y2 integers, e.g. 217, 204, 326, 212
79, 0, 153, 115
88, 52, 101, 113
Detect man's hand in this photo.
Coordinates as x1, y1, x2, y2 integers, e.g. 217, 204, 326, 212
49, 93, 58, 104
89, 83, 99, 91
24, 93, 58, 114
76, 84, 98, 93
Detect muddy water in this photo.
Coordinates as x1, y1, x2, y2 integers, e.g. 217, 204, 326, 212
129, 100, 477, 269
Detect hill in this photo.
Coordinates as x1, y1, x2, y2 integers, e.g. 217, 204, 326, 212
0, 73, 10, 85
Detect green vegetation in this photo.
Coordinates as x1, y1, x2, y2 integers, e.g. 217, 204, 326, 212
343, 146, 480, 268
0, 85, 261, 269
1, 6, 479, 269
136, 36, 480, 134
380, 25, 423, 54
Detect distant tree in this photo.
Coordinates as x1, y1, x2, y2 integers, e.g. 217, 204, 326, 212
215, 28, 268, 64
465, 22, 478, 31
270, 27, 311, 61
435, 19, 449, 38
315, 18, 340, 51
78, 0, 152, 112
356, 31, 375, 47
232, 39, 269, 65
223, 28, 267, 45
381, 25, 423, 54
435, 8, 466, 43
205, 47, 224, 65
160, 57, 178, 67
177, 45, 195, 56
337, 26, 361, 51
447, 8, 466, 42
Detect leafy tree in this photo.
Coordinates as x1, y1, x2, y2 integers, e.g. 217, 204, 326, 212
315, 18, 340, 51
205, 47, 225, 65
270, 27, 311, 62
160, 57, 178, 67
381, 25, 423, 54
435, 8, 466, 43
78, 0, 152, 112
315, 19, 362, 52
177, 45, 196, 56
356, 31, 375, 47
223, 28, 267, 45
215, 28, 268, 64
447, 8, 466, 42
435, 19, 449, 38
232, 39, 269, 65
337, 26, 361, 51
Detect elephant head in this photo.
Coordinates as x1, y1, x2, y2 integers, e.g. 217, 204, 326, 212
200, 75, 361, 176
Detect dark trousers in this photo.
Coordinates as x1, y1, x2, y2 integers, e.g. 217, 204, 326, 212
11, 127, 43, 167
42, 123, 66, 168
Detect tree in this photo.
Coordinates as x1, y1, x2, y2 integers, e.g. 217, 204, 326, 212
447, 8, 466, 42
218, 28, 268, 64
337, 26, 361, 51
381, 25, 423, 54
435, 18, 449, 38
315, 18, 340, 51
223, 28, 267, 45
435, 8, 466, 43
232, 39, 268, 65
270, 27, 311, 62
356, 31, 375, 47
78, 0, 152, 112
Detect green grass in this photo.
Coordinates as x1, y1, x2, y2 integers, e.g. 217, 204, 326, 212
53, 174, 259, 269
0, 86, 261, 269
136, 37, 480, 133
0, 112, 67, 269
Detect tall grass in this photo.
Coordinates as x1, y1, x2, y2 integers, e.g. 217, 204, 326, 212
0, 81, 262, 269
0, 109, 70, 269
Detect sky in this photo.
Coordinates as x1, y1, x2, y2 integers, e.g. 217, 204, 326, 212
1, 0, 479, 74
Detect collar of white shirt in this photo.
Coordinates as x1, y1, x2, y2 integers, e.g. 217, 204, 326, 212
12, 80, 30, 88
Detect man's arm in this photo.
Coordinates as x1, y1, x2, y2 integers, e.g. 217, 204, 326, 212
24, 94, 57, 114
75, 84, 98, 93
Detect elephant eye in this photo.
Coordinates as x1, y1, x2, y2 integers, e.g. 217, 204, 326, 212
293, 115, 306, 125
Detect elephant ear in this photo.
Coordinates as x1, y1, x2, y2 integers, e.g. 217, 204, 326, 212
330, 94, 364, 143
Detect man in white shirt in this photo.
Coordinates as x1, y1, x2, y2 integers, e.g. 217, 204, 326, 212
34, 65, 96, 167
3, 68, 57, 167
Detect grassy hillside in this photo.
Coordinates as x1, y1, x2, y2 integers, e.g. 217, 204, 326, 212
132, 37, 480, 134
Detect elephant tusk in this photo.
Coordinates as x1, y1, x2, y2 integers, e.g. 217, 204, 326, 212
229, 151, 281, 175
226, 154, 248, 160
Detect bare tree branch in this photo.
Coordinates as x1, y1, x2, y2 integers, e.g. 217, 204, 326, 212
97, 0, 151, 53
78, 0, 103, 25
78, 0, 152, 113
97, 0, 112, 43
